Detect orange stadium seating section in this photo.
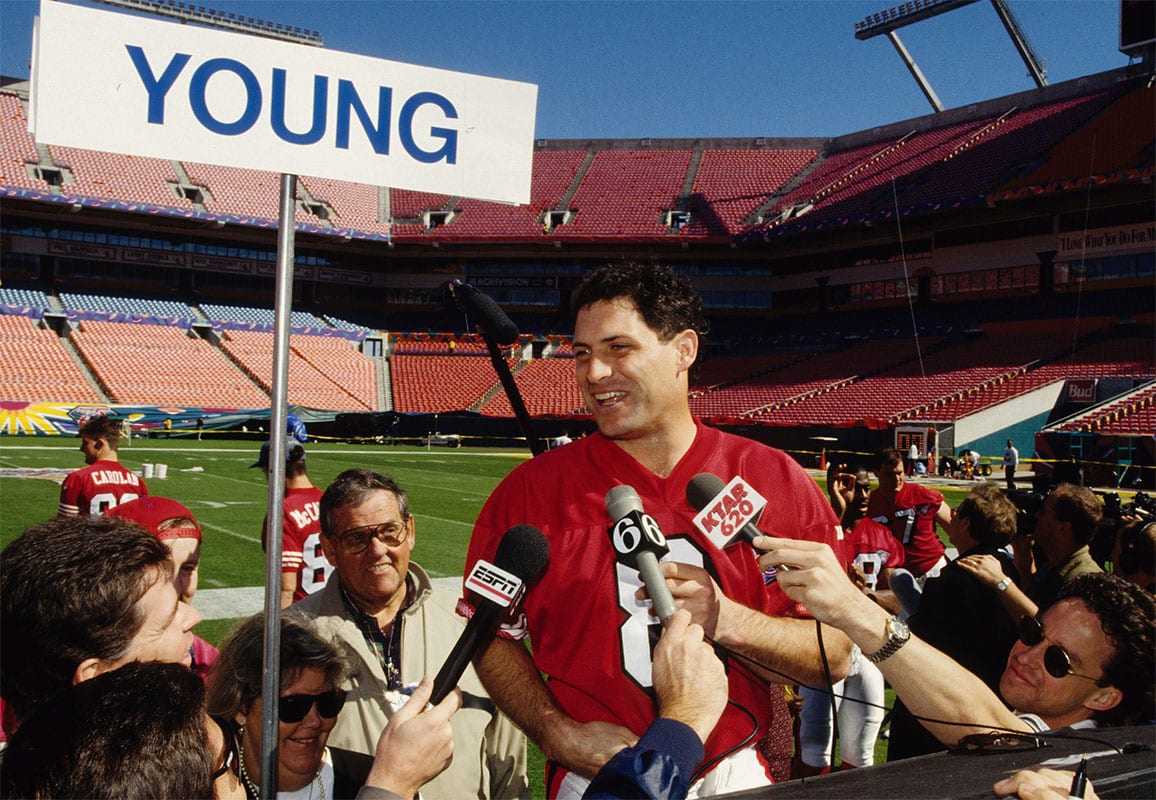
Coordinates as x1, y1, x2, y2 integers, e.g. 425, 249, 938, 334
0, 314, 103, 404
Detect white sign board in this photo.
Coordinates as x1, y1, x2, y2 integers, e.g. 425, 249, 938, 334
30, 0, 537, 204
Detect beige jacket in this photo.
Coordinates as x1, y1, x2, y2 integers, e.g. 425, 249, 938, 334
291, 563, 529, 800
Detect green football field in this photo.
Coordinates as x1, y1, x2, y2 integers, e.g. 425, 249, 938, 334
1, 435, 971, 783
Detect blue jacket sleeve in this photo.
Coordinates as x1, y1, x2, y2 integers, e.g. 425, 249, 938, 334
583, 719, 706, 800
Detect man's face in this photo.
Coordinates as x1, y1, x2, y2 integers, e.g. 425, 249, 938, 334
320, 489, 415, 616
167, 538, 201, 604
875, 462, 905, 495
109, 568, 200, 671
946, 505, 971, 551
572, 298, 695, 443
999, 599, 1117, 724
1033, 494, 1066, 548
79, 436, 102, 465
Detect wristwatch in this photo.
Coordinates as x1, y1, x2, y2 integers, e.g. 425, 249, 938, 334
996, 578, 1010, 592
865, 615, 910, 664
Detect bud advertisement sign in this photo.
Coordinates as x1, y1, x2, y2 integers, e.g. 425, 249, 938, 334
30, 0, 537, 204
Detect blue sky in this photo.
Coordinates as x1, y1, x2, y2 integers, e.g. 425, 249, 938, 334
0, 0, 1128, 140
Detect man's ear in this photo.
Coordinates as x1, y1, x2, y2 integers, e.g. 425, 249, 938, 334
1084, 685, 1123, 714
73, 657, 108, 684
673, 329, 698, 373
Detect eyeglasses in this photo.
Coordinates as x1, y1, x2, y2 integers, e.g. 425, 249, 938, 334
334, 521, 410, 554
1017, 616, 1105, 685
278, 690, 347, 724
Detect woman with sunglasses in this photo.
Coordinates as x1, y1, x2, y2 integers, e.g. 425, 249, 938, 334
207, 614, 372, 800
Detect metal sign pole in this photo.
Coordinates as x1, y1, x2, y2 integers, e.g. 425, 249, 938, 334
259, 172, 297, 800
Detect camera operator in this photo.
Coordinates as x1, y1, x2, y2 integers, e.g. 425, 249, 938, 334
958, 483, 1104, 624
1110, 519, 1155, 594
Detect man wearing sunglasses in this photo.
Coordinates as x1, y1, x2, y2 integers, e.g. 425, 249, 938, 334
290, 469, 528, 800
755, 536, 1154, 747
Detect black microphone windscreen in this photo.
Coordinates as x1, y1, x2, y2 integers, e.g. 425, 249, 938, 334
463, 290, 520, 345
492, 524, 550, 583
686, 473, 726, 512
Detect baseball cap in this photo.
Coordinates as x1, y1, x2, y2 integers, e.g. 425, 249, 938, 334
251, 437, 306, 470
107, 496, 201, 542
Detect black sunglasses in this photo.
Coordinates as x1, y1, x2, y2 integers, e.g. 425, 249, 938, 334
278, 690, 347, 724
1017, 616, 1105, 685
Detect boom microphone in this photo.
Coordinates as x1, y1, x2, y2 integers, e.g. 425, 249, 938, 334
448, 280, 520, 345
431, 525, 549, 705
606, 485, 676, 624
686, 472, 769, 550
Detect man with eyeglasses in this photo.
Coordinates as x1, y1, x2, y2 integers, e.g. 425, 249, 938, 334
289, 468, 529, 800
754, 536, 1154, 746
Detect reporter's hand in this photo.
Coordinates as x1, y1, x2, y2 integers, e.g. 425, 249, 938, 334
956, 553, 1005, 587
993, 768, 1099, 800
751, 536, 864, 625
365, 677, 459, 800
652, 609, 726, 743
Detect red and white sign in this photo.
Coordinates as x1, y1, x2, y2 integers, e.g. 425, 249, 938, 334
464, 559, 523, 608
1066, 378, 1097, 405
691, 475, 768, 550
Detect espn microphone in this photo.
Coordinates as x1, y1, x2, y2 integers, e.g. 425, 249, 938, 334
606, 485, 676, 624
447, 280, 520, 345
431, 525, 549, 704
686, 473, 769, 550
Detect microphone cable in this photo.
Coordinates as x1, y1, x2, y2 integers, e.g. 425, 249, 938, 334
696, 624, 1089, 754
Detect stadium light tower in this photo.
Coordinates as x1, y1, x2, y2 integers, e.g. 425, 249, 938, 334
89, 0, 323, 46
854, 0, 1047, 113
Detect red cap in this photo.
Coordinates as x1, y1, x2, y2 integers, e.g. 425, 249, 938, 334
107, 496, 201, 542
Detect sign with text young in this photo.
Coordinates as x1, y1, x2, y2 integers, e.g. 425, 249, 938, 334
30, 0, 537, 204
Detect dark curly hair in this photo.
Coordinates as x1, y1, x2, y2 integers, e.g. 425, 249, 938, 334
1056, 572, 1155, 725
572, 263, 708, 361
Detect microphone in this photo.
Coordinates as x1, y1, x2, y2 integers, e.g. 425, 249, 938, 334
686, 473, 769, 550
606, 485, 676, 624
431, 525, 549, 704
447, 280, 520, 345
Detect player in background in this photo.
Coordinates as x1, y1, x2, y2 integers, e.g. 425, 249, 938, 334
58, 414, 147, 517
252, 437, 332, 607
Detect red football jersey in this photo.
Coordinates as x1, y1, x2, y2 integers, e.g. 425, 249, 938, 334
846, 516, 906, 591
264, 486, 331, 603
866, 481, 946, 576
463, 421, 845, 784
58, 460, 148, 517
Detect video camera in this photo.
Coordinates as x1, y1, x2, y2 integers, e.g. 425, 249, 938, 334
1090, 491, 1155, 565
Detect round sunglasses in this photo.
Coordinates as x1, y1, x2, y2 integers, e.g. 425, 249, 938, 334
278, 689, 347, 724
1017, 616, 1106, 685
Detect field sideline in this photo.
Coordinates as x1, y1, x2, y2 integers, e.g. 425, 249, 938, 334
0, 436, 972, 628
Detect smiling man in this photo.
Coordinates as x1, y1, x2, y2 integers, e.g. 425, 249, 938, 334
462, 263, 849, 797
289, 468, 527, 800
0, 515, 201, 730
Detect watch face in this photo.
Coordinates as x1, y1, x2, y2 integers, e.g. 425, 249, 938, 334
891, 617, 910, 638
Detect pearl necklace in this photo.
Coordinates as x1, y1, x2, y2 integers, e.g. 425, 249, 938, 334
235, 732, 326, 800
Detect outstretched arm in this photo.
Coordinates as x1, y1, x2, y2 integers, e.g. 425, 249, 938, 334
754, 536, 1031, 746
657, 561, 851, 686
956, 553, 1038, 622
473, 636, 637, 780
361, 677, 460, 800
